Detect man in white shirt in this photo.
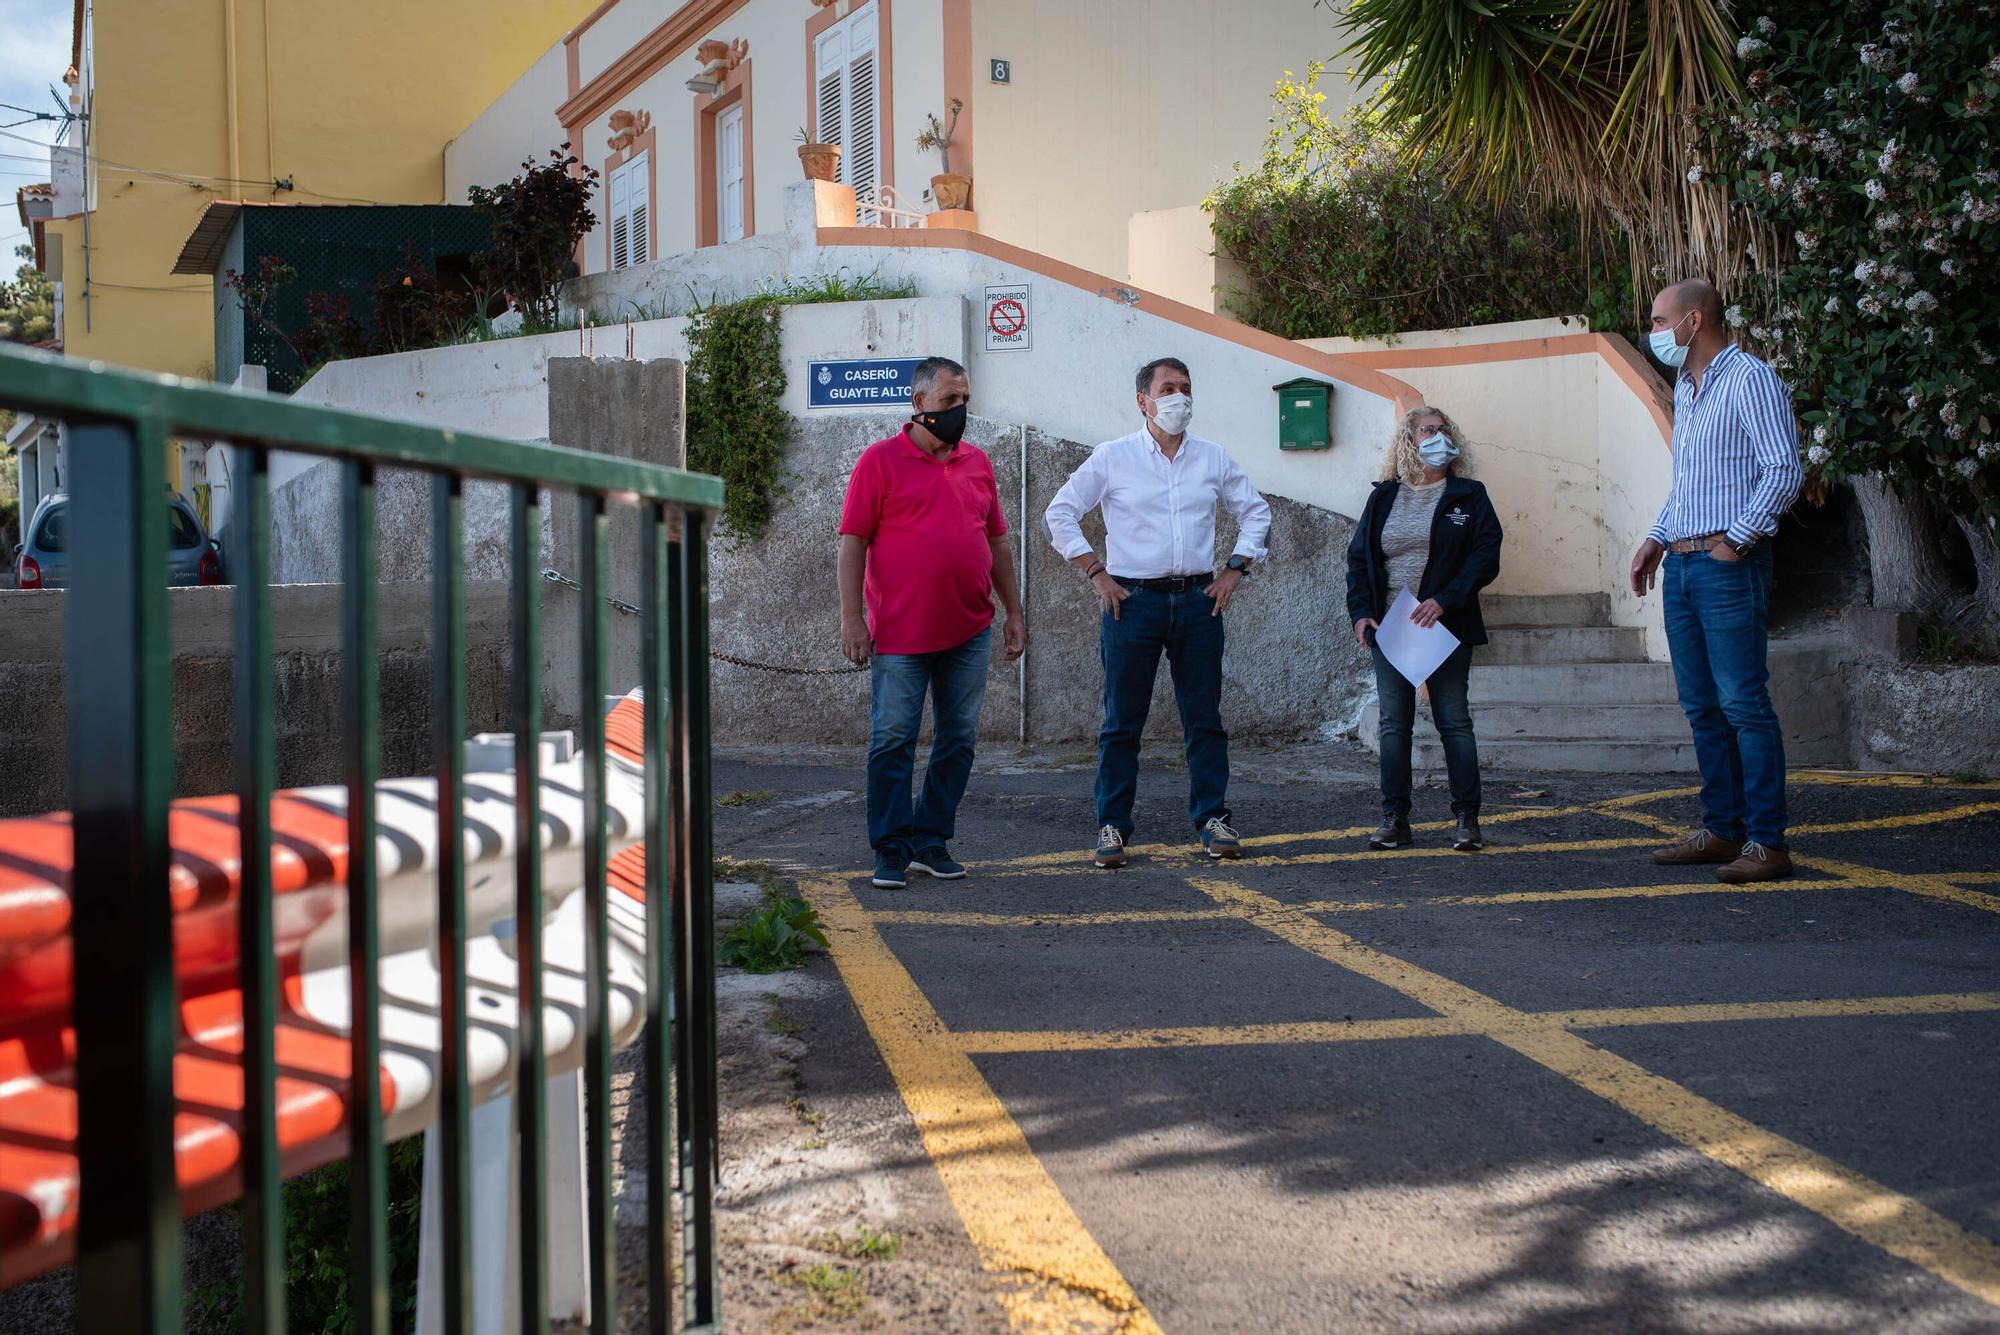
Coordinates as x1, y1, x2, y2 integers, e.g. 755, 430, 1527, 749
1044, 357, 1273, 867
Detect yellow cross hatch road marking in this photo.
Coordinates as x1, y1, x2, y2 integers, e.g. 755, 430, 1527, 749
950, 992, 2000, 1055
807, 875, 1165, 1335
1193, 877, 2000, 1311
1601, 805, 2000, 916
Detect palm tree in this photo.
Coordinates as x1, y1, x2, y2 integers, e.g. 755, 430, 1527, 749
1339, 0, 1744, 294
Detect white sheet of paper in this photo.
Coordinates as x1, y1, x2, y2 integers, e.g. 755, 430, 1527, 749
1375, 586, 1461, 687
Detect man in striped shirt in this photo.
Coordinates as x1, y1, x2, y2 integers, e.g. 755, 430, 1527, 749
1629, 278, 1804, 884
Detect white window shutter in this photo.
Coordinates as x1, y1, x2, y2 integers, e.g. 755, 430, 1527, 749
815, 24, 846, 149
846, 49, 878, 201
608, 162, 631, 271
628, 153, 650, 265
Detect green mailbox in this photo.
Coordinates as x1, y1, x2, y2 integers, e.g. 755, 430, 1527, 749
1274, 376, 1335, 451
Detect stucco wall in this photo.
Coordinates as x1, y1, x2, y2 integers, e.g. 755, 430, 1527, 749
445, 44, 575, 204
968, 0, 1371, 281
1301, 326, 1676, 654
1127, 204, 1249, 316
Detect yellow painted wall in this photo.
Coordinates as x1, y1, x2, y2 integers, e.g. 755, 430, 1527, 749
65, 0, 602, 378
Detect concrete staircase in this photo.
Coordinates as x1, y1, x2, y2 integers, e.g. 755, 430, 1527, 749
1360, 592, 1699, 773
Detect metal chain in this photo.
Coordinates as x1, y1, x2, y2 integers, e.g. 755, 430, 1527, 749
539, 567, 869, 675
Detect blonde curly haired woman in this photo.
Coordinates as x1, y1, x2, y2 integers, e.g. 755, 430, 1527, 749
1345, 406, 1503, 852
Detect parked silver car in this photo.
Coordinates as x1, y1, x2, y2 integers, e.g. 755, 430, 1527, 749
12, 492, 226, 589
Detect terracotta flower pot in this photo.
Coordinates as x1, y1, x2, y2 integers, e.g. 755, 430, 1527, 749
798, 143, 843, 183
930, 172, 972, 211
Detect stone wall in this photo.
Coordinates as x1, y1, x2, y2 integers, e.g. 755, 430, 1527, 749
650, 408, 1371, 747
1847, 663, 2000, 773
0, 583, 512, 818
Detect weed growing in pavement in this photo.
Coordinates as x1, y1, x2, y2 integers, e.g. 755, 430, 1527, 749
784, 1263, 867, 1318
787, 1094, 824, 1129
718, 788, 779, 807
713, 856, 788, 895
721, 897, 828, 973
764, 993, 802, 1036
808, 1226, 903, 1261
1947, 769, 1991, 785
797, 1135, 829, 1151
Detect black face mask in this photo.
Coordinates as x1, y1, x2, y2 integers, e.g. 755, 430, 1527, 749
913, 401, 968, 446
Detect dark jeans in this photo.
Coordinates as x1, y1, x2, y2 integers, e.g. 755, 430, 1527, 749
1096, 583, 1228, 838
866, 627, 991, 855
1370, 641, 1480, 820
1662, 549, 1787, 848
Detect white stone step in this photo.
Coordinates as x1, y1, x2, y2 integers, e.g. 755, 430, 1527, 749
1357, 712, 1696, 773
1469, 662, 1680, 706
1476, 624, 1649, 665
1408, 736, 1700, 773
1483, 592, 1612, 628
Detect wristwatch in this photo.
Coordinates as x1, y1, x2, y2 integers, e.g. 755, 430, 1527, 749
1721, 534, 1757, 556
1226, 555, 1253, 577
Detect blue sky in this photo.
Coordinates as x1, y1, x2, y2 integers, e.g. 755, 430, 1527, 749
0, 0, 75, 262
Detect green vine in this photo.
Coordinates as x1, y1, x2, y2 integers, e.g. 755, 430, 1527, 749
685, 292, 791, 539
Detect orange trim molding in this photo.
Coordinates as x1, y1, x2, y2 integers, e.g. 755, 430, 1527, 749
817, 225, 1426, 413
1338, 331, 1672, 444
942, 0, 973, 182
602, 119, 657, 273
694, 54, 754, 247
566, 39, 581, 98
558, 0, 757, 135
805, 0, 894, 195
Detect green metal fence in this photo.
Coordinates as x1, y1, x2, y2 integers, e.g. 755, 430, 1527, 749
0, 344, 725, 1333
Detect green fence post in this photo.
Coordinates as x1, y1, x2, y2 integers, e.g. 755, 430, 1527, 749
67, 417, 182, 1335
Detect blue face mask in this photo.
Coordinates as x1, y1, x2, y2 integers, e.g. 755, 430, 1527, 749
1416, 433, 1459, 469
1649, 311, 1694, 368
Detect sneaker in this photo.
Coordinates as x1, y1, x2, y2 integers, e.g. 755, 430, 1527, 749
1200, 817, 1242, 860
907, 845, 966, 879
1716, 841, 1794, 884
871, 849, 909, 889
1453, 816, 1483, 851
1368, 817, 1413, 850
1093, 825, 1128, 869
1651, 829, 1744, 866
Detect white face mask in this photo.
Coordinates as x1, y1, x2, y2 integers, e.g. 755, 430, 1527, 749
1649, 311, 1694, 368
1416, 432, 1459, 469
1149, 392, 1193, 437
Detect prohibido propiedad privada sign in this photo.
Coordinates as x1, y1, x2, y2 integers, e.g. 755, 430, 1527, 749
806, 357, 925, 408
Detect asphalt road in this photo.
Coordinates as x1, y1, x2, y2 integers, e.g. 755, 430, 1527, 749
714, 743, 2000, 1334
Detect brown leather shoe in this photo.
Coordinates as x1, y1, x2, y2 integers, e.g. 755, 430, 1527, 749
1651, 829, 1744, 865
1717, 841, 1794, 884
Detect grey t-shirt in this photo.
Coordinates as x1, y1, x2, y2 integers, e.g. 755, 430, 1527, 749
1382, 478, 1448, 598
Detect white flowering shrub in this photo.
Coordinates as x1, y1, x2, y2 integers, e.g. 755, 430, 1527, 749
1709, 2, 1998, 520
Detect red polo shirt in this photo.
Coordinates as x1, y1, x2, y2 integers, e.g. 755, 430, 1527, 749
839, 429, 1007, 654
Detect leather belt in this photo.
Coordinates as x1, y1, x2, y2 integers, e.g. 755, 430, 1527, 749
1115, 572, 1213, 593
1666, 533, 1729, 555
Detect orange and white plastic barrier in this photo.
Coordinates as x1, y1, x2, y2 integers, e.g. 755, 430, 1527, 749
0, 692, 659, 1287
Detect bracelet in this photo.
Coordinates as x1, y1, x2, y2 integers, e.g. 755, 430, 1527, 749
1083, 561, 1105, 580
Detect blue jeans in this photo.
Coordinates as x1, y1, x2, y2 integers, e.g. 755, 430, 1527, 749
1371, 642, 1480, 819
867, 627, 992, 855
1662, 549, 1787, 848
1096, 583, 1228, 838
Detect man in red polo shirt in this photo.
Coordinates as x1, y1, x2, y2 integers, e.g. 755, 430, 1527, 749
838, 357, 1025, 888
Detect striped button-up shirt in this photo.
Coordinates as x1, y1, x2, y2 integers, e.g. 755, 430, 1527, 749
1648, 343, 1805, 548
1044, 429, 1272, 578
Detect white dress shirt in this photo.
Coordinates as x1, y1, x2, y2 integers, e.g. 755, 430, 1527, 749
1043, 427, 1273, 578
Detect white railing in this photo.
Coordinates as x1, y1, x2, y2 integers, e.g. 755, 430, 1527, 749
855, 182, 929, 228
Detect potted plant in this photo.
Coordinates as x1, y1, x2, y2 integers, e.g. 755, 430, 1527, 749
795, 125, 842, 183
915, 98, 970, 210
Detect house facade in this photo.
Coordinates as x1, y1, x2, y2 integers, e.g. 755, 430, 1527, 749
18, 0, 604, 381
447, 0, 1367, 291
